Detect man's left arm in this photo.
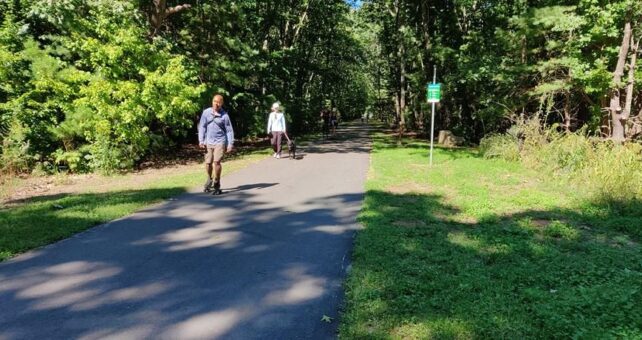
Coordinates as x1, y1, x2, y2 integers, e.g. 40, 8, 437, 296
225, 114, 235, 152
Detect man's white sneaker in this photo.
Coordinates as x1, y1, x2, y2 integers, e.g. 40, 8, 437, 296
273, 153, 277, 158
276, 154, 280, 159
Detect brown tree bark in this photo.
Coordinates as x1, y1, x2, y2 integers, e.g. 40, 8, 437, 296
421, 1, 430, 67
399, 41, 406, 137
564, 91, 571, 131
393, 0, 406, 139
609, 21, 632, 142
623, 36, 639, 122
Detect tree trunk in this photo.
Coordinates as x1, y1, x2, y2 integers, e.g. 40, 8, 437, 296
391, 0, 401, 130
564, 91, 571, 131
395, 87, 401, 126
399, 41, 406, 137
609, 21, 632, 142
623, 36, 639, 121
396, 0, 405, 139
420, 1, 430, 133
421, 0, 431, 67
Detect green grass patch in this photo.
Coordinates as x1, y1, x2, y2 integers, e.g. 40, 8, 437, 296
340, 133, 642, 338
0, 152, 268, 261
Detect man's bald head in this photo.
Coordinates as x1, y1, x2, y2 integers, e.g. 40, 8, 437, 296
212, 94, 224, 111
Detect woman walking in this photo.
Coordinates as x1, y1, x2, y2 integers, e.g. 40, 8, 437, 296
267, 102, 287, 159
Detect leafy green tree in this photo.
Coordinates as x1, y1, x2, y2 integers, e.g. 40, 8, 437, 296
0, 0, 204, 172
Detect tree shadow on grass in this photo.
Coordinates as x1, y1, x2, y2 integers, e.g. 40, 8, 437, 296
0, 188, 190, 261
342, 189, 642, 339
2, 187, 187, 207
405, 146, 481, 161
368, 134, 482, 161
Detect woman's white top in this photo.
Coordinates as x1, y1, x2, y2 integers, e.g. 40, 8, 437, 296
267, 111, 286, 133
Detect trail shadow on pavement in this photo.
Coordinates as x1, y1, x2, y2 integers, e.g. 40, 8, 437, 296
0, 186, 363, 339
223, 182, 278, 193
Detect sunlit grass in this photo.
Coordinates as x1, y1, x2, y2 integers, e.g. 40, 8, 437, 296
341, 133, 642, 338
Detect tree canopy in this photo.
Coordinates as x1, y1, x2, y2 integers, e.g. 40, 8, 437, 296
359, 0, 642, 141
1, 0, 641, 173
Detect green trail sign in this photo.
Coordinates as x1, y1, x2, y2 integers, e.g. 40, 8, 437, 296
427, 83, 441, 103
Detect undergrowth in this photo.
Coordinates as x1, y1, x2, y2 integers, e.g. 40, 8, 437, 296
480, 117, 642, 201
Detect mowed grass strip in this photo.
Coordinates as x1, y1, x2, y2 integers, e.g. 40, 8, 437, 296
0, 151, 268, 261
340, 134, 642, 339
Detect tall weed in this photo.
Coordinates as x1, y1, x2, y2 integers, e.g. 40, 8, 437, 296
583, 142, 642, 201
537, 131, 593, 176
480, 117, 642, 200
479, 133, 520, 161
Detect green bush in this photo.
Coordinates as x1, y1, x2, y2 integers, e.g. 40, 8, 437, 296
1, 120, 32, 174
0, 2, 204, 174
52, 148, 90, 173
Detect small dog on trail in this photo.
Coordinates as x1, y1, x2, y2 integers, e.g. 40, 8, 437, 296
287, 139, 296, 159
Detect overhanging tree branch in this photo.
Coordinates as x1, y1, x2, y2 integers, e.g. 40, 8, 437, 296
150, 0, 192, 37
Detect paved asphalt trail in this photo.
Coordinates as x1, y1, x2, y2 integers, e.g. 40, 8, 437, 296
0, 124, 371, 339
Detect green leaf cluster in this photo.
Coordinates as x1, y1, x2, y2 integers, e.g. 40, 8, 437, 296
1, 0, 372, 173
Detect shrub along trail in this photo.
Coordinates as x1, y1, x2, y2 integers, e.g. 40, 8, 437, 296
0, 123, 371, 339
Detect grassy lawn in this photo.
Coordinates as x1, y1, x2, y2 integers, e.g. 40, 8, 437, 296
0, 150, 269, 261
340, 134, 642, 339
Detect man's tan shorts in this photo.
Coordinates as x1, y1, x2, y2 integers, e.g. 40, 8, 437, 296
205, 144, 225, 164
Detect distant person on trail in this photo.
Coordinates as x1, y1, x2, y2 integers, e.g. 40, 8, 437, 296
267, 102, 286, 159
198, 94, 234, 195
330, 108, 339, 136
320, 107, 331, 139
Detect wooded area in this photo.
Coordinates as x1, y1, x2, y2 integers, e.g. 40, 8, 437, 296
361, 0, 642, 141
1, 0, 641, 173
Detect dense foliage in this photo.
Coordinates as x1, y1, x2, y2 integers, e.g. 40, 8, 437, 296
0, 0, 368, 173
358, 0, 642, 142
2, 0, 641, 174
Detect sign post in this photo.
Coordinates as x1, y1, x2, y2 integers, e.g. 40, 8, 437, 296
426, 65, 440, 166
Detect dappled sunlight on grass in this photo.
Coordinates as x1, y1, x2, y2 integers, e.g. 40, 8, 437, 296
341, 134, 642, 338
0, 188, 188, 261
392, 318, 474, 339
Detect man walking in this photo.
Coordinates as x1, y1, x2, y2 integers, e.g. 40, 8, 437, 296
198, 94, 234, 194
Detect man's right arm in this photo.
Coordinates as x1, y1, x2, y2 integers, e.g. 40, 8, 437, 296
197, 113, 206, 147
